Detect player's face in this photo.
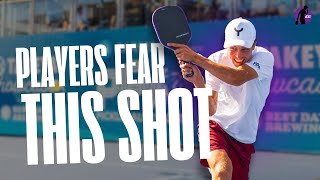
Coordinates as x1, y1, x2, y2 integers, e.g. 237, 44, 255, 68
228, 45, 255, 67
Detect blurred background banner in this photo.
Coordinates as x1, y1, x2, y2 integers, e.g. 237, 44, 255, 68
0, 12, 319, 153
0, 0, 320, 153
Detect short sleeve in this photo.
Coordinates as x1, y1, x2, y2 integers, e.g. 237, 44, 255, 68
246, 51, 274, 81
205, 54, 221, 92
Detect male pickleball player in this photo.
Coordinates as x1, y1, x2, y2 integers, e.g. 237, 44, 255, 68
168, 17, 274, 180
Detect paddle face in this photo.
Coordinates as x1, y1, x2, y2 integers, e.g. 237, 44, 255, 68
152, 6, 191, 50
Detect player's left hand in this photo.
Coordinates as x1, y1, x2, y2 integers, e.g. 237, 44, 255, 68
167, 43, 198, 63
179, 60, 204, 86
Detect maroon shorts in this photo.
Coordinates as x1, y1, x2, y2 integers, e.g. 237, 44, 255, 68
199, 120, 255, 180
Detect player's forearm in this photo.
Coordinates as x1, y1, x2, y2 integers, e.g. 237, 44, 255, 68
193, 81, 205, 88
193, 55, 246, 86
191, 72, 206, 88
193, 81, 217, 116
209, 101, 217, 116
194, 84, 216, 115
208, 92, 218, 116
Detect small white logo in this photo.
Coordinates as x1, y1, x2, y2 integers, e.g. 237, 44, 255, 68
305, 15, 312, 18
176, 32, 189, 38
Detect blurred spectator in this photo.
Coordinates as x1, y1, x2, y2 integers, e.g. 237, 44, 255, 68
177, 0, 210, 22
144, 0, 154, 26
125, 0, 145, 26
277, 3, 289, 16
76, 5, 88, 31
266, 0, 279, 17
216, 0, 230, 19
109, 14, 117, 28
0, 0, 309, 37
238, 0, 295, 18
102, 2, 117, 29
250, 0, 268, 16
177, 0, 195, 21
63, 18, 69, 31
109, 2, 117, 28
189, 2, 206, 21
176, 0, 233, 22
315, 1, 320, 14
144, 0, 164, 26
205, 1, 219, 21
45, 0, 65, 29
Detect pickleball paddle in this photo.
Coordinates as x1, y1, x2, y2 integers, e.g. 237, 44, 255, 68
152, 6, 194, 77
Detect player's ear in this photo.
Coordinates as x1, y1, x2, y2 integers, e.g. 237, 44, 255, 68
251, 40, 257, 49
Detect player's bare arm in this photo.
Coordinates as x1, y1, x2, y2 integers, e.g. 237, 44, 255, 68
169, 43, 258, 86
179, 60, 218, 115
195, 55, 257, 86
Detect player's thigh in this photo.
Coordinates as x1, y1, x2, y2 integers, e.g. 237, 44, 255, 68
207, 149, 233, 173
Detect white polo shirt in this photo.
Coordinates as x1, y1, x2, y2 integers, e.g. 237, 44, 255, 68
205, 46, 274, 144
